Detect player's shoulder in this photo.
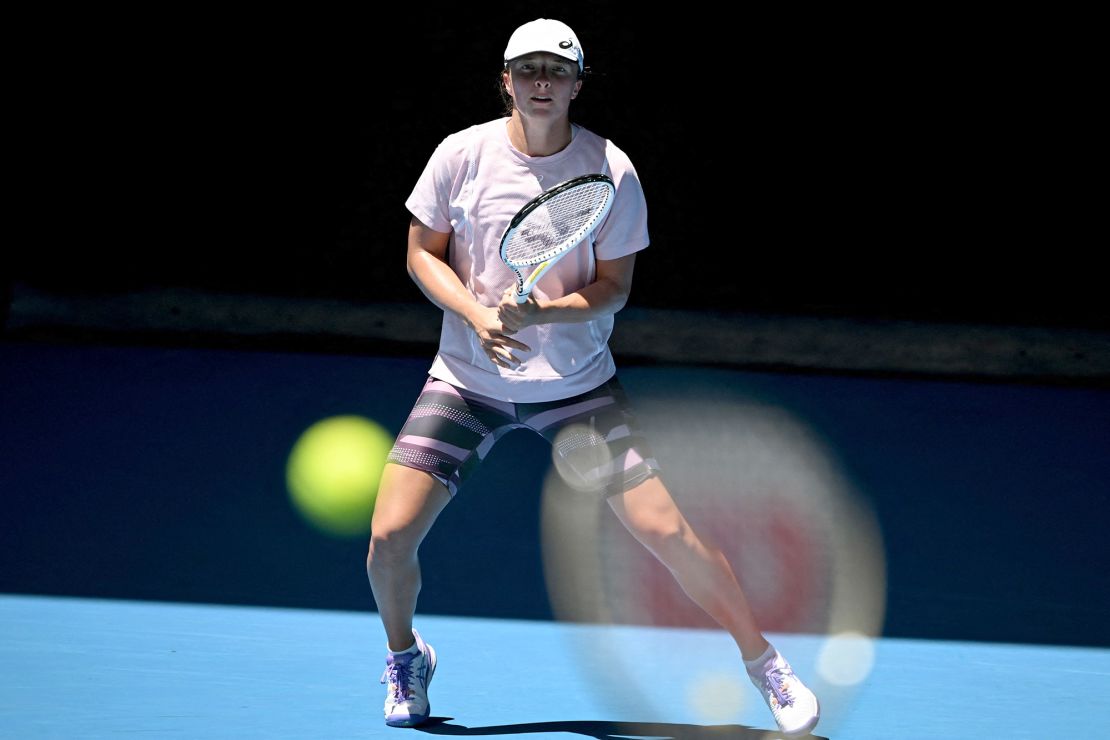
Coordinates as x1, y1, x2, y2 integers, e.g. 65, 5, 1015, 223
604, 139, 637, 174
436, 119, 504, 153
575, 124, 638, 173
425, 119, 504, 174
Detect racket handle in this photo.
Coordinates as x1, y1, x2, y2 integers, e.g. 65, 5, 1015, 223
515, 289, 530, 304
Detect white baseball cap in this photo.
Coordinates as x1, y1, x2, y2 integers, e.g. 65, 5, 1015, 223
503, 18, 584, 73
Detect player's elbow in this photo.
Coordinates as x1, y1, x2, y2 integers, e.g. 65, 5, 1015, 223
406, 246, 437, 288
596, 254, 635, 314
611, 292, 629, 314
606, 279, 632, 314
405, 252, 421, 285
406, 217, 450, 285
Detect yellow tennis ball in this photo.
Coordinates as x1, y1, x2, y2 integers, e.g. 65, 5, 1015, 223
286, 415, 394, 537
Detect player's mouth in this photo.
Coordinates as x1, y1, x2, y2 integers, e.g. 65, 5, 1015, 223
531, 96, 553, 103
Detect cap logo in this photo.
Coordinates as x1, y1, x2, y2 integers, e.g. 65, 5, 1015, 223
559, 40, 573, 49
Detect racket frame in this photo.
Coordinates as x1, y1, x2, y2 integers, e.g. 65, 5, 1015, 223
499, 173, 616, 303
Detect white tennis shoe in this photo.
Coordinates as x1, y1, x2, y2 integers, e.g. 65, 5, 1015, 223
746, 646, 820, 737
380, 629, 436, 727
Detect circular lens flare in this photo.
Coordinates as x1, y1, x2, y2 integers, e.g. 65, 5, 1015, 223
541, 368, 886, 733
551, 422, 614, 492
817, 631, 877, 686
686, 671, 746, 722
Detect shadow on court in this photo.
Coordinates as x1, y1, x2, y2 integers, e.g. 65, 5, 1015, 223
416, 717, 827, 739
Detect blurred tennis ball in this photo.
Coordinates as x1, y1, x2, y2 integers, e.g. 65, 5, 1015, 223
286, 415, 394, 537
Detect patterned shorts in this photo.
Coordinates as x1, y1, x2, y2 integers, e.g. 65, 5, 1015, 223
387, 376, 660, 497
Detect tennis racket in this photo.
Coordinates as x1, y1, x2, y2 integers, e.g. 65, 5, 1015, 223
499, 173, 616, 304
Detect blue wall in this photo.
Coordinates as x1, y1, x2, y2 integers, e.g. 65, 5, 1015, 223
2, 341, 1107, 647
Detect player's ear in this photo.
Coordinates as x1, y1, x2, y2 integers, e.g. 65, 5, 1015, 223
571, 78, 582, 99
502, 69, 513, 98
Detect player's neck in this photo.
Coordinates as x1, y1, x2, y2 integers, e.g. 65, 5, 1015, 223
507, 114, 573, 157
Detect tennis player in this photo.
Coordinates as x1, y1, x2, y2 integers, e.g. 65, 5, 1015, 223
368, 18, 820, 736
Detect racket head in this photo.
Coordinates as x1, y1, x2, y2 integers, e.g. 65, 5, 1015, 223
499, 174, 616, 269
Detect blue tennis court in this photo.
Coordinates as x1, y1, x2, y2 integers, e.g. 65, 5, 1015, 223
3, 594, 1107, 738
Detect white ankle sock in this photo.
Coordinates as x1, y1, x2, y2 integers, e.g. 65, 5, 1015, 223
744, 644, 777, 673
388, 640, 419, 656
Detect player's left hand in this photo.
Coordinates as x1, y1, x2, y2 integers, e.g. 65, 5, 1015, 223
498, 287, 540, 333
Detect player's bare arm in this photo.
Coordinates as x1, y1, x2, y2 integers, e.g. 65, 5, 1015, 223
407, 216, 531, 367
497, 253, 635, 333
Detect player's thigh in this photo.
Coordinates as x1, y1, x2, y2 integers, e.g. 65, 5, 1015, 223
371, 463, 451, 545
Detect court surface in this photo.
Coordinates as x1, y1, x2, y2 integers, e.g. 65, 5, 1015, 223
3, 594, 1106, 739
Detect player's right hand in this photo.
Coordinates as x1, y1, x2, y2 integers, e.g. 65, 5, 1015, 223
466, 305, 531, 369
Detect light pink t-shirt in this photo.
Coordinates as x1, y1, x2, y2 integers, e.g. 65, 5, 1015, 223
405, 118, 650, 402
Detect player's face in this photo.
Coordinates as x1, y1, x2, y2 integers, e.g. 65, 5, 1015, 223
504, 53, 581, 119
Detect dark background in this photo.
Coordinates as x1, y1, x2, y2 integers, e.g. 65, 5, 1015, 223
10, 4, 1102, 329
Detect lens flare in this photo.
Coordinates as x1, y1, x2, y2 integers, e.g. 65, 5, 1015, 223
541, 367, 886, 732
551, 422, 614, 492
686, 671, 746, 722
817, 631, 877, 686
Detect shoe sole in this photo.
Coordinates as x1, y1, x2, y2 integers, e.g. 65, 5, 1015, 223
781, 697, 820, 737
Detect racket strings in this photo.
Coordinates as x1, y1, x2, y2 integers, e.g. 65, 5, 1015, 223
504, 182, 612, 264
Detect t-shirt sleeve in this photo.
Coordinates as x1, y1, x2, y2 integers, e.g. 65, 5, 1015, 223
593, 142, 650, 261
404, 131, 470, 234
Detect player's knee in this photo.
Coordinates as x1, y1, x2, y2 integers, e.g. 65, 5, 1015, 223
625, 514, 686, 556
366, 526, 419, 571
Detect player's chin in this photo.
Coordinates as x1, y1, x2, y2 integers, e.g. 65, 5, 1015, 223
525, 100, 564, 115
